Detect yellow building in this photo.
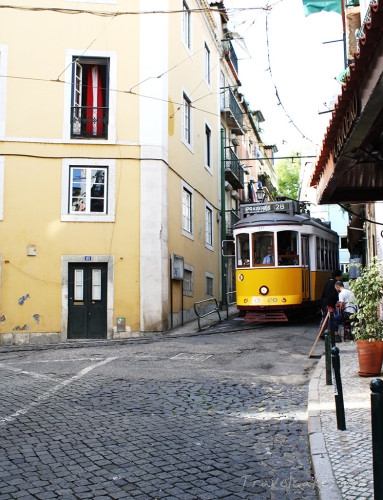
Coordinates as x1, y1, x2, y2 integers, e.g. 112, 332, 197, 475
0, 1, 277, 345
0, 0, 226, 344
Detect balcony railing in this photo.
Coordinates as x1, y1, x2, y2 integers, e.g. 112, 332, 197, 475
220, 88, 243, 131
71, 106, 109, 139
225, 147, 244, 189
225, 209, 240, 236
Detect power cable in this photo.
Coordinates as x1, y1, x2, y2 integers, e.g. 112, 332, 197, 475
338, 204, 383, 227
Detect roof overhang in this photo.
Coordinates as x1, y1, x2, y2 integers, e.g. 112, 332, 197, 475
310, 2, 383, 204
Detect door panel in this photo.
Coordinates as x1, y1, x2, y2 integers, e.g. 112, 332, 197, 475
68, 263, 107, 339
301, 236, 310, 300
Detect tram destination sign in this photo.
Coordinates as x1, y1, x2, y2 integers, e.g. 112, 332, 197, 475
241, 201, 295, 217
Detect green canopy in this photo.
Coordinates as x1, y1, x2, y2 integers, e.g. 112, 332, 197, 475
302, 0, 341, 15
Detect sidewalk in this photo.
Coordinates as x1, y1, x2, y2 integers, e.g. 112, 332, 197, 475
309, 341, 375, 500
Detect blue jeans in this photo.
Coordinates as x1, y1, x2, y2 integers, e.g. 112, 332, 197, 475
333, 313, 343, 333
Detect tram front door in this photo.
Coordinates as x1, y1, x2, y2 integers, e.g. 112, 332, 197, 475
301, 236, 310, 300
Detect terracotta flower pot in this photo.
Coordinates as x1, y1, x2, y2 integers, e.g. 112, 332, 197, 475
357, 340, 383, 377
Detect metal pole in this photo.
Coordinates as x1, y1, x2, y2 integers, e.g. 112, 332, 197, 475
331, 346, 346, 431
325, 330, 332, 385
329, 309, 335, 347
220, 128, 227, 310
370, 378, 383, 500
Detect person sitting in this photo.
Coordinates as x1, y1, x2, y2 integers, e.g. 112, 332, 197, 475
333, 281, 358, 341
262, 246, 274, 264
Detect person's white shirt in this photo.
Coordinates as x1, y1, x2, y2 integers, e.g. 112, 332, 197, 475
339, 288, 357, 314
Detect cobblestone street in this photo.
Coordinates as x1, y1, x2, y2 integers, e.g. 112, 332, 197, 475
0, 320, 320, 499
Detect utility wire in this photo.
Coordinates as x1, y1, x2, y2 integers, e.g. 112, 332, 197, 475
0, 5, 270, 16
338, 204, 383, 227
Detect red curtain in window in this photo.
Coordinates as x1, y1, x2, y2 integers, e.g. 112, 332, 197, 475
86, 66, 103, 136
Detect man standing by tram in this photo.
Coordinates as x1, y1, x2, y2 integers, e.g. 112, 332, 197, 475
319, 269, 342, 339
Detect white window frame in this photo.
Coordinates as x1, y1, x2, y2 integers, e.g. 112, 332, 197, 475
61, 158, 116, 222
204, 42, 211, 86
69, 166, 108, 215
220, 70, 226, 110
183, 263, 194, 297
181, 181, 194, 239
182, 91, 193, 149
205, 202, 214, 250
63, 49, 116, 143
205, 272, 214, 298
182, 1, 191, 50
205, 121, 212, 173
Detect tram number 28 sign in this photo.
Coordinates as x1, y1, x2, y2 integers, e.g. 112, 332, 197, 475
243, 202, 290, 215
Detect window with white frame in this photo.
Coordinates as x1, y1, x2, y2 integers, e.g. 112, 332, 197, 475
204, 42, 211, 85
220, 70, 226, 109
61, 158, 115, 222
71, 56, 109, 139
205, 204, 213, 249
206, 273, 214, 298
183, 264, 194, 297
70, 167, 107, 214
182, 184, 193, 237
183, 92, 192, 145
182, 1, 191, 49
205, 123, 212, 171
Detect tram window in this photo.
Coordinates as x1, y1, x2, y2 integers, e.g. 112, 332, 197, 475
277, 230, 299, 266
237, 233, 250, 267
252, 231, 275, 266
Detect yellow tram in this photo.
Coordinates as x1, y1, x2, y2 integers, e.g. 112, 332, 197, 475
233, 200, 339, 321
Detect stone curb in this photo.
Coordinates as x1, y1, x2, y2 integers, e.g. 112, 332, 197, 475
308, 356, 342, 500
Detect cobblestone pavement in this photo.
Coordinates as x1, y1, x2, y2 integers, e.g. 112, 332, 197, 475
311, 342, 375, 500
0, 320, 320, 499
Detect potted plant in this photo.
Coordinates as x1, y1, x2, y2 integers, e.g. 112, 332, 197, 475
349, 257, 383, 377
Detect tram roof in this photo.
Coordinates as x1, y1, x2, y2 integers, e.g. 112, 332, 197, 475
233, 211, 337, 235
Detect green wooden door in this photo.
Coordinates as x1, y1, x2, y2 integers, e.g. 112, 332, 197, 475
68, 263, 107, 339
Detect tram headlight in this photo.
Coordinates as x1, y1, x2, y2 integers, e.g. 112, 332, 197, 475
259, 285, 269, 295
238, 274, 244, 281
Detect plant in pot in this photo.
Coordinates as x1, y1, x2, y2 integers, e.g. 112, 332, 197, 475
349, 257, 383, 377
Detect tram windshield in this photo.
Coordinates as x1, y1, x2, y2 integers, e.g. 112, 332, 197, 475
236, 230, 299, 267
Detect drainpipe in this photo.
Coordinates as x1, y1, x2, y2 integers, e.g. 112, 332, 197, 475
220, 127, 227, 309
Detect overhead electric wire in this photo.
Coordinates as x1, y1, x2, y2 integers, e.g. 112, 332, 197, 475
338, 204, 383, 227
264, 8, 318, 147
0, 4, 270, 16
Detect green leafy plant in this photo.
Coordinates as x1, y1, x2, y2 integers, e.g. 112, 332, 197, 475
349, 257, 383, 341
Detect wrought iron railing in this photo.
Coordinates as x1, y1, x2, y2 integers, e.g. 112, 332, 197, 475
225, 209, 240, 236
221, 88, 243, 129
225, 147, 244, 189
70, 106, 109, 139
228, 41, 238, 74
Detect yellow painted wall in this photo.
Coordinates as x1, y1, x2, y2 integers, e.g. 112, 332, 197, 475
1, 6, 141, 140
0, 0, 225, 341
166, 3, 221, 311
0, 154, 141, 335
